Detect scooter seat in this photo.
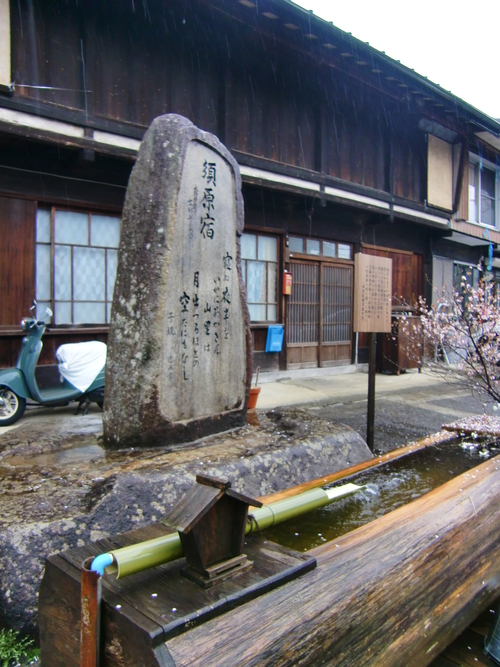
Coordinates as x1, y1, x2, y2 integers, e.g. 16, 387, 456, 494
56, 341, 107, 393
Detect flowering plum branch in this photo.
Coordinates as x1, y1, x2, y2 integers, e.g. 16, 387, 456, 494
399, 276, 500, 404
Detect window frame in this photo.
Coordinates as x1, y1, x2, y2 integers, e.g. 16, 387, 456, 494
453, 261, 480, 291
35, 205, 121, 326
240, 232, 279, 324
468, 154, 499, 229
288, 235, 353, 261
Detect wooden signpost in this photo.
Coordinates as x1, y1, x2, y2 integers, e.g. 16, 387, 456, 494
353, 253, 392, 450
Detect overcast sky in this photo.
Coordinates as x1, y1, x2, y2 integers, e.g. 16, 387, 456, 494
293, 0, 500, 120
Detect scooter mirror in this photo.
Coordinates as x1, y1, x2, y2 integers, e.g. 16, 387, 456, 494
30, 299, 37, 312
45, 307, 53, 319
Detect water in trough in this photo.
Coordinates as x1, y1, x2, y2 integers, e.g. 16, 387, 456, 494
263, 437, 500, 551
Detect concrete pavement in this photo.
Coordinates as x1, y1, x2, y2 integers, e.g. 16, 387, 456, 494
253, 366, 496, 453
256, 366, 447, 411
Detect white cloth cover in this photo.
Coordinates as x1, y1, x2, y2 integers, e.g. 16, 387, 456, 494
56, 341, 107, 393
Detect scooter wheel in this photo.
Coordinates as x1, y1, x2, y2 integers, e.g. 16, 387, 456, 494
0, 387, 26, 426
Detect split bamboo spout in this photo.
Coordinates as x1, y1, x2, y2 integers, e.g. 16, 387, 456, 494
93, 483, 362, 579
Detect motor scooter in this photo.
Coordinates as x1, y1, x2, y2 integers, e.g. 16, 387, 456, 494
0, 302, 106, 426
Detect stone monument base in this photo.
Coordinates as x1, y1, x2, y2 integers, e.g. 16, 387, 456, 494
104, 405, 248, 449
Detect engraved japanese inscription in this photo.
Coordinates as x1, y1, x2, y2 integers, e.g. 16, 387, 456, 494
353, 253, 392, 333
163, 141, 246, 420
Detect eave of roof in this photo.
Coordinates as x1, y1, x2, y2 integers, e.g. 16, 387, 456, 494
233, 0, 500, 138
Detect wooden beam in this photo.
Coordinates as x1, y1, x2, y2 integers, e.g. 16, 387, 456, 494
0, 95, 145, 139
0, 165, 127, 210
366, 331, 376, 450
0, 0, 10, 88
258, 431, 456, 504
0, 123, 137, 160
452, 140, 467, 215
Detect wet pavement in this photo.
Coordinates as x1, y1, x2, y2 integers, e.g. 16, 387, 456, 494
258, 370, 497, 453
0, 369, 494, 457
306, 389, 495, 454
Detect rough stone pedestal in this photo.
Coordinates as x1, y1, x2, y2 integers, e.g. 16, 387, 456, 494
104, 114, 251, 448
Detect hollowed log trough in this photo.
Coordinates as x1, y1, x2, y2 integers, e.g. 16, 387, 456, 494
39, 452, 500, 666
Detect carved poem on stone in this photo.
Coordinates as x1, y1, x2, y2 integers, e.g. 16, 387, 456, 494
163, 141, 245, 420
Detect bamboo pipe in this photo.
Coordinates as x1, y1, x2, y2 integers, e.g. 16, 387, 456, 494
258, 430, 458, 505
97, 483, 362, 579
246, 484, 361, 532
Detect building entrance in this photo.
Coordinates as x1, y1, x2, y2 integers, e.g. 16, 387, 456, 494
287, 260, 352, 369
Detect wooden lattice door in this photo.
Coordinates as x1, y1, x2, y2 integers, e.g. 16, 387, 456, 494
321, 263, 352, 366
287, 260, 352, 369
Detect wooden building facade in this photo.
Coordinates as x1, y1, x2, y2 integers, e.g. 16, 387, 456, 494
1, 0, 500, 373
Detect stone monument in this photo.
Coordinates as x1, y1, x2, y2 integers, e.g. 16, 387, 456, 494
103, 114, 252, 448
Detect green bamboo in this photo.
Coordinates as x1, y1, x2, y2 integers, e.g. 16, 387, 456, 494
106, 531, 183, 578
107, 483, 362, 578
247, 484, 361, 532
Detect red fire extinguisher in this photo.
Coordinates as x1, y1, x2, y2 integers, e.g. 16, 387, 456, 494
283, 270, 292, 295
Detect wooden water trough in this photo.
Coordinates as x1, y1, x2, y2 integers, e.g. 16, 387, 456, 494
39, 433, 500, 666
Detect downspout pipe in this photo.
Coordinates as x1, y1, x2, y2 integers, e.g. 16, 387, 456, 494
90, 554, 114, 577
81, 558, 103, 667
90, 483, 362, 579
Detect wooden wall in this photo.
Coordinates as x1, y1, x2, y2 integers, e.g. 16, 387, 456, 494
357, 245, 423, 360
92, 2, 222, 134
0, 331, 108, 369
0, 196, 35, 326
3, 0, 442, 366
457, 158, 469, 221
391, 120, 426, 203
10, 0, 429, 204
226, 64, 317, 170
322, 79, 388, 191
12, 0, 85, 110
362, 245, 423, 307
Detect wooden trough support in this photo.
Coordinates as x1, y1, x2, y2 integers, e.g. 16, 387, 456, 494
165, 454, 500, 666
39, 475, 318, 666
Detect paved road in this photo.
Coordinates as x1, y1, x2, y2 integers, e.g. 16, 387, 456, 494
257, 370, 496, 453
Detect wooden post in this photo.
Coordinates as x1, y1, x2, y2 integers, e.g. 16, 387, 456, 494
80, 559, 101, 667
367, 332, 376, 451
318, 264, 324, 368
353, 253, 392, 452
